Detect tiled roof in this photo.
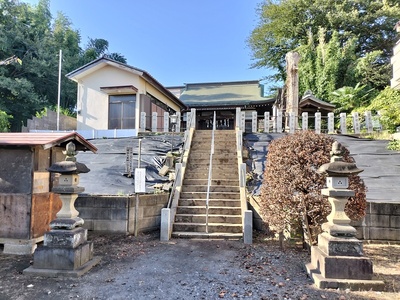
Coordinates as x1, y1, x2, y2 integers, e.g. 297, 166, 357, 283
0, 132, 97, 152
179, 81, 273, 107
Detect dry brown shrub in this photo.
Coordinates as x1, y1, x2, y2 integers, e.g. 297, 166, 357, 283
260, 131, 366, 245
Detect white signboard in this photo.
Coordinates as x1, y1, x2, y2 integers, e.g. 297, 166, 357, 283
135, 168, 146, 193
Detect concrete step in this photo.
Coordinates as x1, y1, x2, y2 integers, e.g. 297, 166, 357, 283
175, 213, 242, 224
176, 206, 242, 215
178, 198, 241, 207
180, 191, 240, 200
185, 165, 238, 172
186, 161, 237, 169
189, 152, 237, 160
173, 222, 242, 234
190, 144, 237, 151
182, 185, 240, 193
182, 179, 239, 186
171, 231, 242, 240
183, 172, 238, 180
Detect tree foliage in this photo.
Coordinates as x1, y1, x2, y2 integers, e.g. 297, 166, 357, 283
367, 87, 400, 133
260, 131, 367, 245
83, 38, 127, 64
0, 110, 12, 132
331, 83, 374, 114
0, 0, 126, 131
248, 0, 400, 90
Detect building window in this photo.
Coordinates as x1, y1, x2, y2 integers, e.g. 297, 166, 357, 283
109, 95, 136, 129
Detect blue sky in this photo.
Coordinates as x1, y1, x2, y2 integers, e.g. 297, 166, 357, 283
22, 0, 273, 88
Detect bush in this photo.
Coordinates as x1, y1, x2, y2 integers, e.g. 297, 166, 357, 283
260, 131, 366, 246
0, 110, 12, 132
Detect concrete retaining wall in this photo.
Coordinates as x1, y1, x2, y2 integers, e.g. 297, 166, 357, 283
351, 201, 400, 242
75, 194, 169, 234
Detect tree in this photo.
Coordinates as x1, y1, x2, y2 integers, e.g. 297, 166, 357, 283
367, 87, 400, 133
260, 131, 366, 246
0, 110, 12, 132
248, 0, 400, 87
83, 38, 127, 64
331, 83, 374, 114
0, 0, 126, 130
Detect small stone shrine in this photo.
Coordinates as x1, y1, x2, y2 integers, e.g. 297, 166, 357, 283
306, 141, 384, 290
24, 142, 100, 277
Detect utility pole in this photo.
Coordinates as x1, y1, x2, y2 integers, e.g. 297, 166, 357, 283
57, 50, 62, 131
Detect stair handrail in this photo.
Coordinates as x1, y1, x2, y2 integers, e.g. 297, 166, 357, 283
205, 111, 216, 233
236, 126, 253, 244
166, 109, 196, 209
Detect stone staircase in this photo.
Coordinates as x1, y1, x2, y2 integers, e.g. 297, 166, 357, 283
172, 130, 242, 239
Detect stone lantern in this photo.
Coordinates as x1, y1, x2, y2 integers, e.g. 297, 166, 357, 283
306, 141, 384, 290
24, 142, 100, 277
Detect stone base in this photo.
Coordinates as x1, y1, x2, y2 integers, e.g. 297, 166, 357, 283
318, 232, 363, 257
306, 263, 385, 291
24, 256, 101, 277
0, 237, 44, 255
306, 244, 385, 291
32, 241, 94, 270
24, 227, 100, 277
310, 245, 373, 279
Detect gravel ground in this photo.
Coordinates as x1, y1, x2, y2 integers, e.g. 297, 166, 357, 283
0, 231, 399, 300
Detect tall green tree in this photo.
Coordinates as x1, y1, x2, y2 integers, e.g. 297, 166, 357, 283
0, 0, 126, 130
298, 28, 359, 102
83, 38, 127, 64
248, 0, 400, 87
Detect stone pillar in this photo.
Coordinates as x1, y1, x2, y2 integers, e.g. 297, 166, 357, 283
140, 112, 146, 132
306, 141, 384, 290
163, 111, 169, 132
276, 109, 283, 133
152, 112, 158, 132
285, 52, 300, 126
302, 112, 308, 131
24, 142, 100, 277
288, 112, 295, 134
252, 111, 257, 133
340, 113, 347, 134
264, 112, 270, 133
352, 112, 360, 134
315, 112, 321, 134
327, 112, 335, 134
365, 111, 373, 134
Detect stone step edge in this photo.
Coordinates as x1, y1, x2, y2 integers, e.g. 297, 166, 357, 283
171, 232, 242, 239
178, 200, 241, 204
174, 222, 242, 226
175, 213, 242, 218
176, 205, 242, 210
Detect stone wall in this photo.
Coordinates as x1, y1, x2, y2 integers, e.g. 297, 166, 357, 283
351, 201, 400, 242
22, 110, 76, 132
75, 194, 169, 234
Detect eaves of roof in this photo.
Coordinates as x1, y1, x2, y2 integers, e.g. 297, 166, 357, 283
66, 57, 187, 110
0, 132, 97, 153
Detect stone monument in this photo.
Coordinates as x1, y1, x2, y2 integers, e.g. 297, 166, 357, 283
306, 141, 384, 290
24, 142, 100, 277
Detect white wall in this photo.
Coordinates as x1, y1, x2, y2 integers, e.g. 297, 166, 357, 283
76, 65, 182, 131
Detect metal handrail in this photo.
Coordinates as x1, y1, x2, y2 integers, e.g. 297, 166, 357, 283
167, 166, 181, 209
166, 110, 195, 209
205, 111, 216, 233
